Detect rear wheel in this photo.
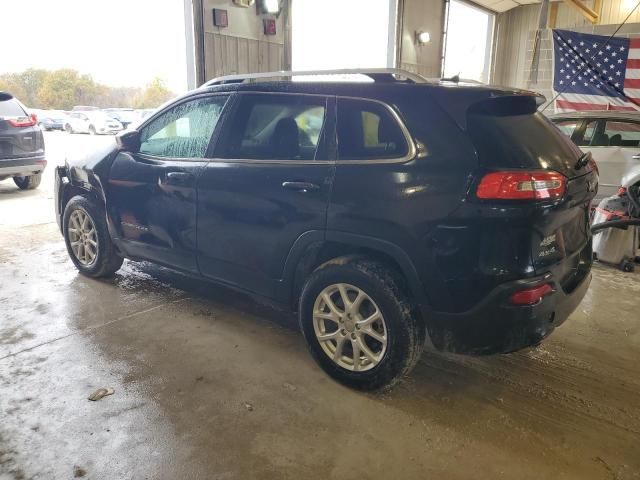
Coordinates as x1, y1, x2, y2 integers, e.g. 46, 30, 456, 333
299, 258, 425, 391
14, 173, 42, 190
63, 196, 123, 277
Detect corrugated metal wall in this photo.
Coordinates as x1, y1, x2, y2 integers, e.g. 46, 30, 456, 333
494, 0, 640, 90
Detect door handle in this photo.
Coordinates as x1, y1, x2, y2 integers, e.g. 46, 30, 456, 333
165, 171, 194, 186
282, 181, 320, 192
632, 154, 640, 159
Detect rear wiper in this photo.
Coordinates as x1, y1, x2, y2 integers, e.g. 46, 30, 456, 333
574, 152, 591, 170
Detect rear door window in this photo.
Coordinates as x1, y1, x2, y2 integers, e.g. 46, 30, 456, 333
577, 119, 601, 146
218, 94, 327, 161
337, 98, 409, 160
0, 98, 26, 117
554, 119, 581, 138
603, 120, 640, 147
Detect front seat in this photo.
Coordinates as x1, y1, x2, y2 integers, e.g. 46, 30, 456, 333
271, 118, 300, 159
609, 134, 623, 146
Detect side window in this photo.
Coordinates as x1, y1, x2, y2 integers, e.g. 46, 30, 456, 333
139, 95, 228, 158
576, 119, 599, 146
554, 119, 580, 138
337, 98, 409, 160
219, 94, 327, 161
603, 120, 640, 147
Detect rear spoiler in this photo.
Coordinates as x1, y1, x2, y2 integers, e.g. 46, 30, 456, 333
430, 87, 545, 131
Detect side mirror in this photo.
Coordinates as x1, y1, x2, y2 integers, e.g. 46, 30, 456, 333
116, 129, 141, 152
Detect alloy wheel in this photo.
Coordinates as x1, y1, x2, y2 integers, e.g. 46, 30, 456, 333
312, 283, 388, 372
68, 209, 98, 266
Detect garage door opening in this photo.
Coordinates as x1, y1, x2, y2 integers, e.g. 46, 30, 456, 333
443, 0, 494, 83
292, 0, 397, 71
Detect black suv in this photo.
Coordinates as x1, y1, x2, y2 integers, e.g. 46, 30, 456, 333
0, 92, 46, 190
54, 70, 596, 390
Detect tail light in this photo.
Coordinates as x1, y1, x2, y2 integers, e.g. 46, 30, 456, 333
477, 171, 566, 200
7, 113, 37, 128
511, 283, 553, 306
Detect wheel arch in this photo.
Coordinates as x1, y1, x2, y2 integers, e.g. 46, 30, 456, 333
282, 231, 429, 314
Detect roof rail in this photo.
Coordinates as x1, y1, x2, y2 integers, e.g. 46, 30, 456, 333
202, 68, 427, 87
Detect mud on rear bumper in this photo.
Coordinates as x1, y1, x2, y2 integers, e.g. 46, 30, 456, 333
426, 266, 592, 355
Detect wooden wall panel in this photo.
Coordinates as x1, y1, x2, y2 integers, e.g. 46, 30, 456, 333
203, 32, 284, 81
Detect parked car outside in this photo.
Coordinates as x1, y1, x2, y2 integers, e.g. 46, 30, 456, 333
54, 70, 596, 390
37, 110, 68, 131
64, 111, 123, 135
103, 108, 138, 130
550, 111, 640, 201
0, 92, 46, 190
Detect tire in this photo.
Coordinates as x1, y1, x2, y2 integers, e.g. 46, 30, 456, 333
63, 195, 124, 277
299, 258, 425, 391
65, 123, 73, 134
89, 125, 96, 135
13, 173, 42, 190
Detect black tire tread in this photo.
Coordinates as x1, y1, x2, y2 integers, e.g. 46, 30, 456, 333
13, 173, 42, 190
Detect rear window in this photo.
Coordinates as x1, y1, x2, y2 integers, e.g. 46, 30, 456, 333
0, 98, 26, 117
468, 111, 582, 176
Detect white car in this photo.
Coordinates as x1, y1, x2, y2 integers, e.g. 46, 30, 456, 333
550, 111, 640, 201
64, 111, 123, 135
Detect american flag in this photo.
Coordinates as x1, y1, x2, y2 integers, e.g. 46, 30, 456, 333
553, 29, 640, 112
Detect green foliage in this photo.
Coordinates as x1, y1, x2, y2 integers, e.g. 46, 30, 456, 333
133, 77, 174, 109
0, 69, 175, 110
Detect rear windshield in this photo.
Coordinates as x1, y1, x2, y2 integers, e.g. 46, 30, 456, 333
0, 98, 26, 118
468, 111, 582, 176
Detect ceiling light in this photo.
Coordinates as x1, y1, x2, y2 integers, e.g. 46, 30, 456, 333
416, 31, 431, 45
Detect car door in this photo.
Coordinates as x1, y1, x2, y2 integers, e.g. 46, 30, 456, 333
106, 93, 229, 273
196, 92, 334, 299
571, 118, 614, 199
594, 118, 640, 197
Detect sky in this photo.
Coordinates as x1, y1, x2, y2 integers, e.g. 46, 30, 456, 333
443, 0, 493, 82
0, 0, 189, 93
292, 0, 391, 70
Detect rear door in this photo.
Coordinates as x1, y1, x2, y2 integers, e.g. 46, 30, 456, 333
0, 96, 43, 162
107, 94, 229, 273
196, 92, 333, 299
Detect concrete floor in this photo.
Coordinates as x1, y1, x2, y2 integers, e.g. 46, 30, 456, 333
1, 133, 640, 480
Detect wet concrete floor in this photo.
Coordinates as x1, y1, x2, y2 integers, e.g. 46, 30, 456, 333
1, 133, 639, 479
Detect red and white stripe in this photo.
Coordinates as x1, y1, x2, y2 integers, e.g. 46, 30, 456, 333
623, 37, 640, 105
555, 37, 640, 113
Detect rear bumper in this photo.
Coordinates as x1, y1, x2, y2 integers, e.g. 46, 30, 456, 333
0, 156, 47, 178
427, 268, 591, 355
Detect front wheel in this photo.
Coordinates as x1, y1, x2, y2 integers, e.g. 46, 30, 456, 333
299, 258, 425, 391
63, 196, 124, 277
14, 173, 42, 190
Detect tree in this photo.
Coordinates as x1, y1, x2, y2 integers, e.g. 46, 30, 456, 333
133, 77, 174, 109
0, 69, 175, 110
